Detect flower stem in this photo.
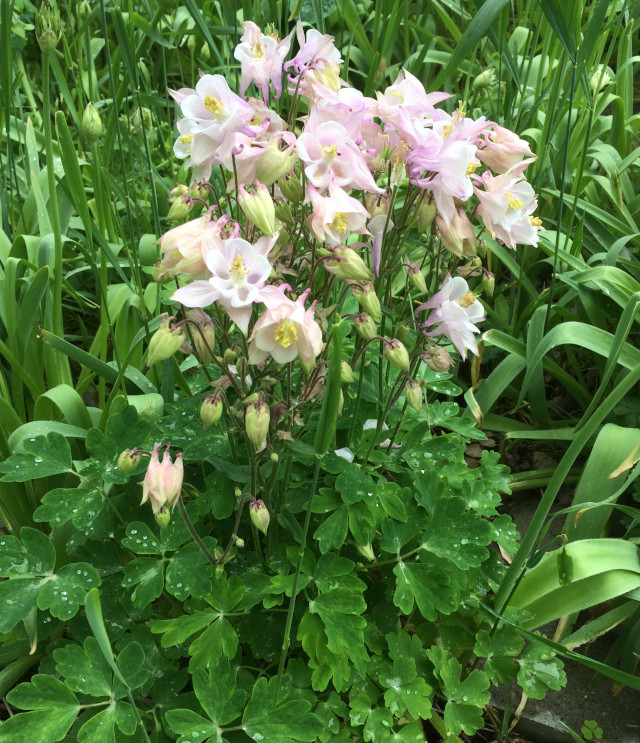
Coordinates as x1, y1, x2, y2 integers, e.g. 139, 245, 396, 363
176, 496, 217, 568
273, 457, 321, 707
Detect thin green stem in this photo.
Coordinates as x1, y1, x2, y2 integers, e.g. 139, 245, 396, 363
176, 496, 217, 568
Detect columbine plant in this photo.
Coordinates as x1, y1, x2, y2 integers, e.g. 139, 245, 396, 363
0, 19, 566, 743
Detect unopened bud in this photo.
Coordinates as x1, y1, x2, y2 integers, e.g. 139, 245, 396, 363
423, 344, 454, 373
256, 134, 298, 186
117, 448, 141, 472
473, 68, 496, 93
246, 395, 270, 452
482, 272, 495, 298
187, 34, 197, 53
200, 42, 211, 61
405, 379, 423, 412
416, 199, 437, 232
270, 452, 279, 463
249, 499, 270, 535
355, 542, 375, 561
355, 313, 377, 342
235, 487, 242, 498
238, 181, 276, 235
155, 507, 171, 528
78, 1, 91, 20
82, 102, 103, 143
384, 339, 411, 373
274, 202, 294, 225
406, 261, 428, 295
365, 193, 390, 218
223, 348, 238, 365
35, 0, 61, 52
278, 173, 303, 203
187, 308, 216, 361
132, 107, 152, 136
326, 247, 372, 282
352, 281, 381, 321
201, 394, 223, 430
146, 316, 186, 367
340, 361, 355, 384
166, 197, 192, 222
235, 537, 245, 548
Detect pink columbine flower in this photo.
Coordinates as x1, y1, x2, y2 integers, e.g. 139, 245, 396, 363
155, 213, 240, 281
477, 124, 536, 174
306, 182, 370, 244
140, 443, 184, 515
297, 118, 381, 193
474, 166, 541, 248
418, 275, 485, 361
248, 288, 323, 367
435, 208, 476, 258
285, 21, 342, 95
234, 22, 293, 103
171, 236, 275, 335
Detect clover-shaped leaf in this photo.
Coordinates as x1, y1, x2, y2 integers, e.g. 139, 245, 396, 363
34, 487, 104, 529
0, 432, 73, 481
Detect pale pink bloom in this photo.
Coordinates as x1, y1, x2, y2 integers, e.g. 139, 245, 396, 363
171, 237, 274, 335
310, 87, 377, 144
141, 443, 183, 514
477, 124, 536, 174
248, 288, 323, 366
418, 275, 485, 361
436, 208, 476, 258
229, 130, 297, 190
297, 119, 381, 192
234, 22, 293, 102
306, 182, 370, 244
367, 214, 393, 277
155, 213, 240, 280
474, 167, 541, 248
285, 21, 342, 95
407, 130, 479, 226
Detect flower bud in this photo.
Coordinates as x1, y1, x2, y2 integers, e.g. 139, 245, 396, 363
235, 487, 242, 498
355, 313, 377, 342
482, 272, 495, 298
146, 316, 186, 367
156, 507, 171, 528
187, 308, 216, 361
189, 181, 209, 200
406, 261, 428, 295
352, 281, 381, 321
590, 65, 612, 93
82, 102, 103, 143
250, 499, 270, 535
405, 379, 423, 412
140, 443, 183, 514
200, 42, 211, 62
235, 537, 245, 548
365, 193, 390, 219
416, 199, 437, 233
132, 107, 152, 136
278, 173, 303, 203
78, 1, 91, 20
223, 348, 238, 365
35, 1, 61, 52
246, 395, 270, 452
274, 202, 294, 225
473, 68, 496, 93
422, 344, 454, 373
326, 247, 372, 282
118, 448, 141, 472
355, 542, 375, 561
201, 394, 223, 430
255, 134, 298, 186
238, 181, 276, 235
166, 196, 192, 222
384, 339, 410, 373
340, 361, 355, 384
270, 452, 279, 463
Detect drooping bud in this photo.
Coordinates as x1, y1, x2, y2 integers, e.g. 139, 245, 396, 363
223, 348, 238, 365
82, 102, 103, 143
326, 246, 372, 282
118, 448, 141, 472
200, 42, 211, 62
278, 172, 303, 203
187, 308, 216, 361
340, 361, 355, 384
355, 313, 377, 342
200, 394, 223, 430
482, 272, 495, 298
437, 209, 476, 257
355, 542, 375, 561
249, 499, 270, 535
365, 193, 390, 219
384, 339, 411, 373
415, 198, 437, 233
235, 537, 245, 548
238, 181, 277, 235
255, 134, 298, 186
132, 107, 153, 136
78, 1, 91, 20
146, 316, 186, 367
166, 184, 192, 222
35, 0, 61, 52
406, 261, 428, 295
352, 281, 381, 321
405, 379, 423, 412
245, 395, 270, 452
473, 68, 497, 94
140, 443, 184, 514
274, 202, 294, 225
422, 344, 454, 373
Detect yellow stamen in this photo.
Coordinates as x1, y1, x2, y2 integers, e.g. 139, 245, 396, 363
274, 319, 298, 348
179, 134, 194, 145
505, 192, 523, 212
322, 144, 338, 157
251, 41, 266, 59
456, 291, 476, 309
529, 216, 542, 227
441, 122, 454, 139
204, 95, 225, 116
457, 100, 467, 118
230, 255, 249, 280
388, 90, 404, 99
466, 161, 479, 176
330, 213, 348, 234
